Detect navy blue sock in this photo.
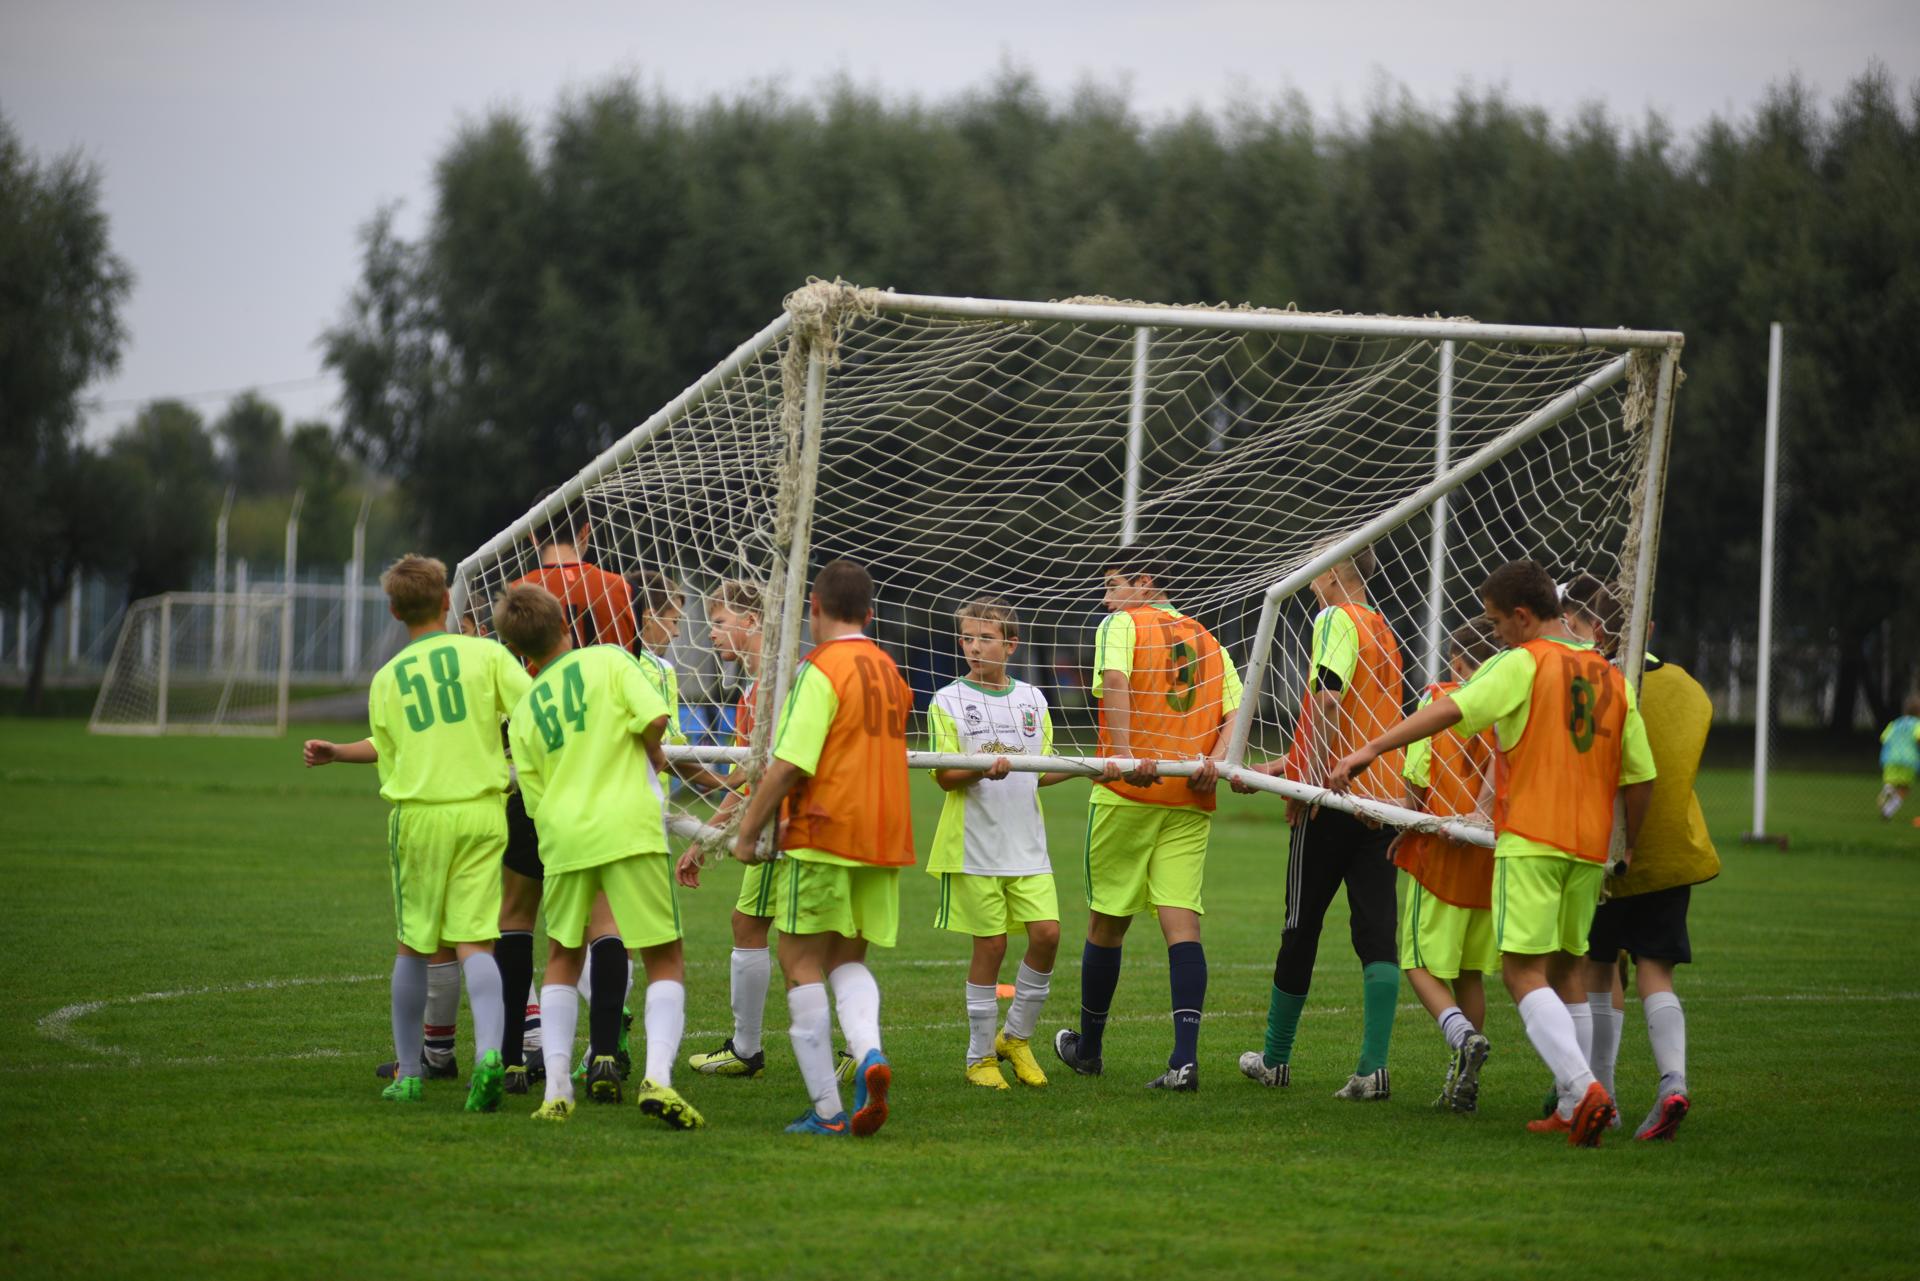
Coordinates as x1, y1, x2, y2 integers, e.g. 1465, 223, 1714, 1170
1167, 941, 1208, 1069
1079, 941, 1123, 1056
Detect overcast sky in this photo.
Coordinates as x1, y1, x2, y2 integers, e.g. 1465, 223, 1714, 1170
4, 0, 1916, 443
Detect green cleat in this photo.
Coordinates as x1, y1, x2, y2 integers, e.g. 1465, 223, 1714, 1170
381, 1075, 425, 1103
834, 1049, 858, 1085
616, 1006, 634, 1080
689, 1037, 766, 1077
531, 1096, 574, 1122
635, 1079, 704, 1130
465, 1050, 505, 1113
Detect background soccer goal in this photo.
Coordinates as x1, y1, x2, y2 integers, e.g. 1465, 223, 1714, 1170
451, 282, 1682, 851
89, 592, 292, 737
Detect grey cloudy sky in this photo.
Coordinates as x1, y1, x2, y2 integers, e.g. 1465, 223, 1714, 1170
4, 0, 1916, 442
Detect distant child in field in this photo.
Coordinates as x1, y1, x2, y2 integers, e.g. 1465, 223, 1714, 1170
1394, 618, 1501, 1113
1877, 694, 1920, 820
497, 583, 700, 1129
927, 598, 1092, 1090
302, 554, 530, 1112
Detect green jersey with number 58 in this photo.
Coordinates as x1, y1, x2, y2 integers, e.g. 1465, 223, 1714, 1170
368, 631, 531, 805
507, 644, 673, 875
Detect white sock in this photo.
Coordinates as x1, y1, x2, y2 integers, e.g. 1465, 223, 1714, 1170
461, 953, 505, 1058
965, 982, 997, 1063
423, 960, 460, 1066
730, 947, 771, 1057
828, 961, 882, 1064
1004, 962, 1051, 1041
1436, 1005, 1473, 1051
643, 979, 685, 1087
539, 984, 578, 1102
576, 948, 591, 1003
1518, 987, 1597, 1119
625, 956, 636, 1003
787, 983, 842, 1117
1568, 997, 1594, 1066
1643, 991, 1688, 1095
1588, 992, 1623, 1096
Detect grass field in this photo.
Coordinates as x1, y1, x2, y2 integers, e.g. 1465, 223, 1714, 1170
3, 719, 1917, 1280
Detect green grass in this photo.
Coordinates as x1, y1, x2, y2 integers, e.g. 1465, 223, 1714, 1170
2, 720, 1917, 1280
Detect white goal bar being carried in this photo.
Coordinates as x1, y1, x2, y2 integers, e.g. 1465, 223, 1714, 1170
451, 282, 1681, 854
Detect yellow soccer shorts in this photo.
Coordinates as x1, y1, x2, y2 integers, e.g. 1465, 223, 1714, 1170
735, 858, 779, 920
1398, 871, 1497, 980
1494, 854, 1603, 957
773, 855, 901, 948
387, 798, 507, 953
544, 852, 682, 950
1884, 764, 1916, 788
932, 871, 1059, 937
1083, 800, 1211, 917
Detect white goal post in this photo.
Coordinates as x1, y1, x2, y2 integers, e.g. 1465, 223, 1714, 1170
89, 591, 292, 737
451, 282, 1682, 854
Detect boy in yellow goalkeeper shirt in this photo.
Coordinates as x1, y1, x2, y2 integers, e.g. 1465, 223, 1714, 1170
303, 554, 529, 1112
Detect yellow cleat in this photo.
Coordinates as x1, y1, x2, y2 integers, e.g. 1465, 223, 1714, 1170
531, 1097, 574, 1122
635, 1079, 705, 1130
966, 1055, 1011, 1090
995, 1031, 1049, 1087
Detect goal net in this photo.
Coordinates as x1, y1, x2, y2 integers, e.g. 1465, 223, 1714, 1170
90, 592, 291, 736
451, 282, 1681, 853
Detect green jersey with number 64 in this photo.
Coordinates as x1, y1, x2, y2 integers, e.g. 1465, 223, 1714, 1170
507, 644, 673, 875
368, 631, 531, 805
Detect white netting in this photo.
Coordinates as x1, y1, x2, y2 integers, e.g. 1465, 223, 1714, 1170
90, 592, 290, 736
451, 283, 1677, 851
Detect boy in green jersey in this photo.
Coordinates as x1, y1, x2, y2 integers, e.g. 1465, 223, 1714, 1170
1877, 693, 1920, 820
303, 555, 530, 1112
496, 584, 702, 1129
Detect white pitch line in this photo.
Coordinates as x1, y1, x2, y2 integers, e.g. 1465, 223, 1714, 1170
21, 973, 1918, 1075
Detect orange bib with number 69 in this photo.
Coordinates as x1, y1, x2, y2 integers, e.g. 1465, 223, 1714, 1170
1492, 640, 1627, 864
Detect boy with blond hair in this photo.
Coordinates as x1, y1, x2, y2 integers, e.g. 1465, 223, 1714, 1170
1395, 618, 1501, 1112
497, 583, 701, 1129
928, 597, 1090, 1090
303, 554, 529, 1112
1329, 559, 1656, 1147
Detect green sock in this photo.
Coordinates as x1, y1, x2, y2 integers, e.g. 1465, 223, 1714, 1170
1264, 985, 1307, 1069
1356, 962, 1400, 1075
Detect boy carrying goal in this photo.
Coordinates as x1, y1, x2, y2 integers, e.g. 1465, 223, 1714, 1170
928, 598, 1095, 1090
303, 554, 529, 1113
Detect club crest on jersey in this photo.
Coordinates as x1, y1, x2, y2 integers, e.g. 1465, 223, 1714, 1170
1021, 707, 1037, 736
964, 704, 985, 730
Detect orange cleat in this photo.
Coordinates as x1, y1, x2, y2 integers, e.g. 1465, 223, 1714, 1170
1527, 1082, 1616, 1147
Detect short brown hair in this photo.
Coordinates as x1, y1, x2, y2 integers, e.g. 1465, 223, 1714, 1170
1334, 543, 1378, 581
1562, 571, 1624, 656
531, 486, 589, 553
1479, 559, 1562, 621
626, 569, 685, 621
1905, 692, 1920, 718
494, 584, 566, 660
380, 554, 448, 626
955, 596, 1020, 642
813, 559, 873, 623
1101, 545, 1167, 586
1447, 617, 1500, 669
710, 578, 763, 619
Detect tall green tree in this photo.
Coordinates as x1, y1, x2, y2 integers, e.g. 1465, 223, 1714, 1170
0, 112, 135, 712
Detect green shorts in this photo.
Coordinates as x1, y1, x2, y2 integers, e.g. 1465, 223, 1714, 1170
544, 853, 681, 950
1398, 871, 1497, 980
1884, 765, 1916, 788
736, 859, 779, 920
1083, 800, 1211, 917
932, 872, 1059, 937
1494, 855, 1603, 957
387, 798, 507, 953
773, 856, 901, 947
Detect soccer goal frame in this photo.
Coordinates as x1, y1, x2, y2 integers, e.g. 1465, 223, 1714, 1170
451, 284, 1683, 850
89, 590, 293, 737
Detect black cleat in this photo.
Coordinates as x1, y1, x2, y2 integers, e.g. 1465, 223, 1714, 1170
503, 1064, 530, 1095
376, 1054, 458, 1081
586, 1055, 623, 1104
1145, 1062, 1199, 1092
1052, 1028, 1103, 1077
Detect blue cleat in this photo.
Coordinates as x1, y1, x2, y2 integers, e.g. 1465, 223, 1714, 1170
850, 1049, 891, 1138
785, 1109, 850, 1136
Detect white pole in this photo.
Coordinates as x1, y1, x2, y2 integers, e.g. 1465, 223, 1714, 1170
213, 485, 233, 664
236, 559, 252, 677
1122, 327, 1150, 546
1750, 321, 1784, 842
1423, 339, 1454, 684
768, 351, 829, 739
157, 594, 172, 732
282, 490, 303, 718
16, 590, 26, 673
1619, 347, 1681, 690
67, 572, 82, 666
344, 491, 370, 677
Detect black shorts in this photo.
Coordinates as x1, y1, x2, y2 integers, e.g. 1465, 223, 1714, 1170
502, 789, 543, 881
1587, 883, 1691, 965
